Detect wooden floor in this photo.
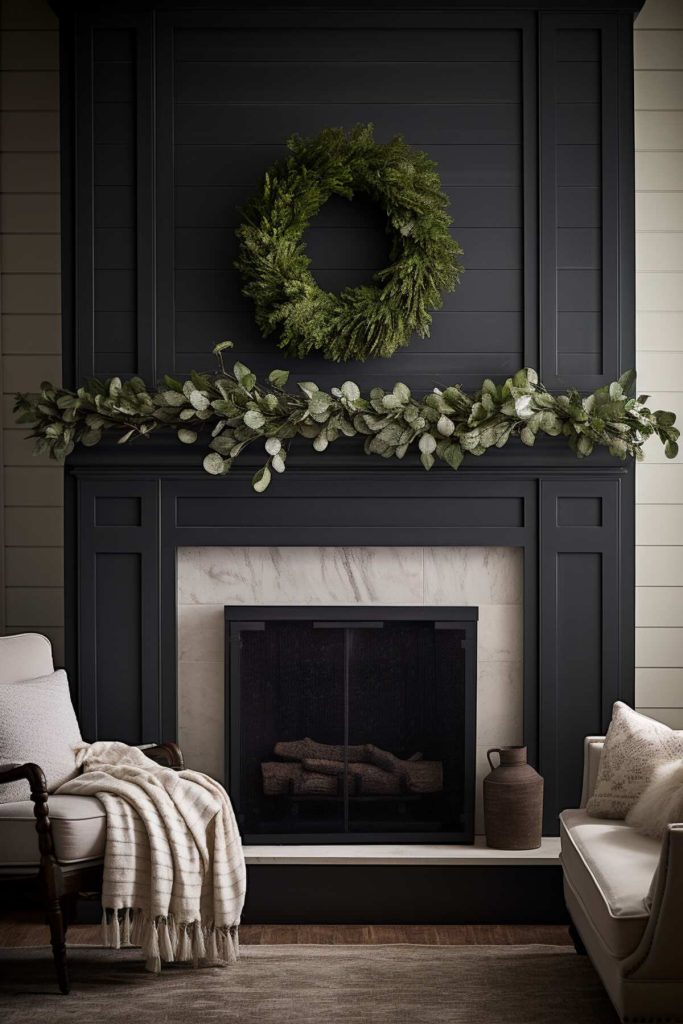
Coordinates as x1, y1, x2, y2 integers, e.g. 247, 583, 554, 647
0, 911, 571, 948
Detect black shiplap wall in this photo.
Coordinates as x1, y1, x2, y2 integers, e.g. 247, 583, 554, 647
67, 5, 635, 393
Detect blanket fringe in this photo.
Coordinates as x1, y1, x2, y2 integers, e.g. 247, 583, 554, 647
102, 908, 240, 974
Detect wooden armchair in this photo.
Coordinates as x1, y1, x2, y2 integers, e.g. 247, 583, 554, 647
0, 634, 183, 994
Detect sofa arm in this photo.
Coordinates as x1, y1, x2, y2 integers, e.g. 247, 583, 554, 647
579, 736, 605, 808
623, 823, 683, 981
138, 742, 184, 770
0, 761, 58, 864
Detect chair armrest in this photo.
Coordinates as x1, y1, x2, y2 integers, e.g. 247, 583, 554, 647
0, 761, 58, 864
623, 823, 683, 981
0, 760, 48, 800
138, 742, 184, 770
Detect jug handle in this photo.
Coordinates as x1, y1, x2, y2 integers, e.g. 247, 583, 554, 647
487, 748, 501, 771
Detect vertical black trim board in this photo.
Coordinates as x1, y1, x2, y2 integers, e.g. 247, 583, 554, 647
135, 12, 157, 382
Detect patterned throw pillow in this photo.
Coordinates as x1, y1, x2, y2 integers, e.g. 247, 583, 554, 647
0, 670, 83, 803
586, 702, 683, 820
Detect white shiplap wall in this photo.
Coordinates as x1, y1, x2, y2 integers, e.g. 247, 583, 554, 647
0, 0, 63, 662
635, 0, 683, 728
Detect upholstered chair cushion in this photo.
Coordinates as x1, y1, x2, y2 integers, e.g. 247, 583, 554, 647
586, 702, 683, 820
0, 796, 106, 866
0, 670, 83, 803
559, 808, 658, 958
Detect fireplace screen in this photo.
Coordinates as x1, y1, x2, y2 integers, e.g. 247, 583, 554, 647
226, 607, 477, 844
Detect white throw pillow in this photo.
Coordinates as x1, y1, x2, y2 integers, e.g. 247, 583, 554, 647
626, 759, 683, 840
0, 670, 83, 803
586, 702, 683, 820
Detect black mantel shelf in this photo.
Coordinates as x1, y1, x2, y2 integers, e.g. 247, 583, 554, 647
65, 432, 632, 475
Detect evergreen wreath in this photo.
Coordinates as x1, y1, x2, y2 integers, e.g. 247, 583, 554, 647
234, 124, 463, 363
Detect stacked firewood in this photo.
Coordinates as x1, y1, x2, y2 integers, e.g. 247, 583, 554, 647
261, 738, 443, 797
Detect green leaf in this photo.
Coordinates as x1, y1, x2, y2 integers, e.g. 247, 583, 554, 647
244, 408, 266, 430
392, 382, 411, 403
163, 374, 183, 392
656, 410, 677, 427
212, 340, 234, 355
268, 369, 290, 389
576, 435, 593, 457
381, 393, 402, 410
436, 414, 455, 437
341, 381, 361, 402
81, 429, 102, 447
189, 390, 210, 411
203, 452, 227, 475
162, 390, 186, 407
420, 450, 435, 471
252, 465, 272, 493
665, 440, 679, 459
438, 442, 464, 471
618, 369, 636, 393
298, 381, 319, 398
177, 428, 197, 444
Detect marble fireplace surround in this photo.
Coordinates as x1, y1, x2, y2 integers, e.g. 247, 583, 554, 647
177, 546, 523, 835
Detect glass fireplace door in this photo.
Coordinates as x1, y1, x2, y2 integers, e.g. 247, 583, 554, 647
227, 608, 477, 844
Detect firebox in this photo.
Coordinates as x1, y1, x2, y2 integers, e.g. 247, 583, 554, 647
225, 606, 477, 844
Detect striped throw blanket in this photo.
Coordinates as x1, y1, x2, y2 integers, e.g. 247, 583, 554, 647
58, 741, 246, 973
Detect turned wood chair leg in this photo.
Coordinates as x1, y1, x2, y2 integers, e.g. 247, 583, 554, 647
46, 896, 70, 994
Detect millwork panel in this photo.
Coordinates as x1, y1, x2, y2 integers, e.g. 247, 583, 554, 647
77, 480, 160, 742
539, 479, 625, 830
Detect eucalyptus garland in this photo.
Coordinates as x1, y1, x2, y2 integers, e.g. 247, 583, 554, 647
235, 124, 463, 362
13, 342, 679, 494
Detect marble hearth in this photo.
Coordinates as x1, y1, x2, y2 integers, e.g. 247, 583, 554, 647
177, 546, 523, 834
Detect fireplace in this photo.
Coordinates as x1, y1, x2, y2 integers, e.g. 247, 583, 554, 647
226, 606, 477, 844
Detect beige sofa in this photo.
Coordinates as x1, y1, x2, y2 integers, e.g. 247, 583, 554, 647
560, 736, 683, 1022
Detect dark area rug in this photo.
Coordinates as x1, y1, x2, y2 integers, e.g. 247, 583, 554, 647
0, 943, 618, 1023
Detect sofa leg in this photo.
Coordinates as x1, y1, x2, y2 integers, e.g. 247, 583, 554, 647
568, 921, 588, 956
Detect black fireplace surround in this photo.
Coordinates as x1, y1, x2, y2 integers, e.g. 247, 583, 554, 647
61, 0, 639, 848
227, 607, 478, 844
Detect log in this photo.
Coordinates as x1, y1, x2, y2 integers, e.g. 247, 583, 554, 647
367, 744, 442, 792
291, 771, 339, 797
266, 739, 444, 796
402, 760, 443, 794
262, 762, 341, 796
261, 762, 300, 796
274, 738, 372, 763
349, 763, 402, 795
302, 758, 399, 795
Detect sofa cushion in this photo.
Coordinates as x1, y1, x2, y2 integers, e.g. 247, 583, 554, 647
560, 808, 660, 958
0, 795, 105, 866
586, 702, 683, 819
0, 669, 83, 803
